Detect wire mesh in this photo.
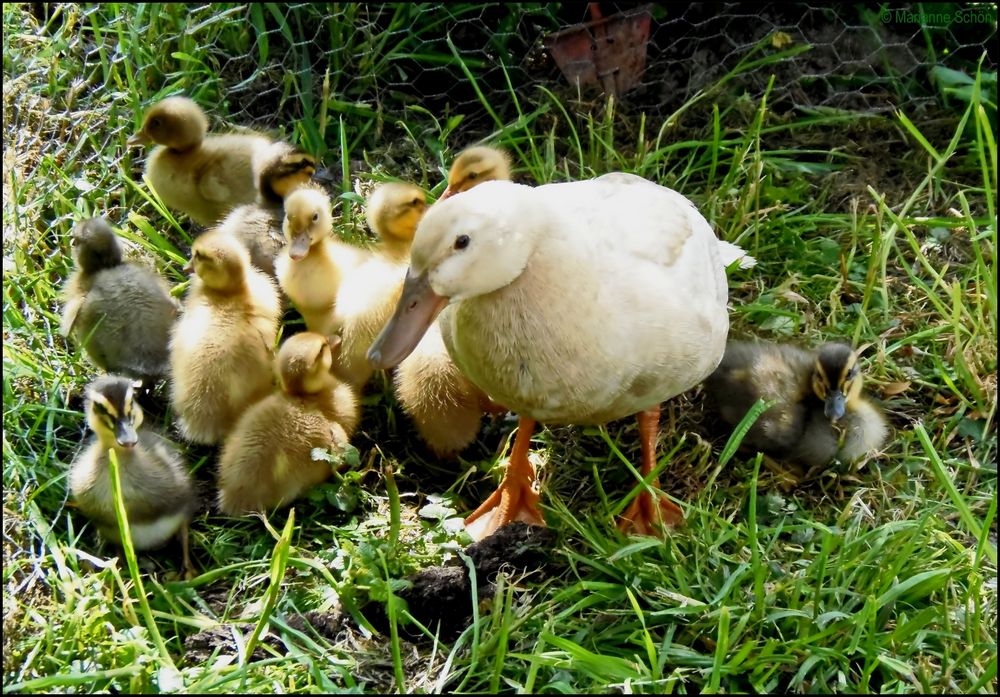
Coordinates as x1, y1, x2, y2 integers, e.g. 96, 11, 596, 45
20, 3, 999, 151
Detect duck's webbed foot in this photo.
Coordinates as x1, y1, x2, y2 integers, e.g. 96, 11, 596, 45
465, 417, 544, 541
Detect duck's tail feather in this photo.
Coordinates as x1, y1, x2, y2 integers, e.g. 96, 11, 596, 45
718, 240, 756, 270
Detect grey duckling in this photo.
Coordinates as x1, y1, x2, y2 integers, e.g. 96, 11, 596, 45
705, 341, 889, 469
60, 217, 179, 384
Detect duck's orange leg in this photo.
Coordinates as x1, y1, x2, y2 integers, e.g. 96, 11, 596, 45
617, 406, 685, 536
465, 417, 544, 541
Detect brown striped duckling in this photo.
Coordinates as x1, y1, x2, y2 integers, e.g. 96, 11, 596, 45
128, 96, 272, 226
704, 341, 889, 468
214, 142, 318, 276
69, 375, 198, 578
217, 332, 360, 515
60, 217, 179, 384
169, 231, 281, 445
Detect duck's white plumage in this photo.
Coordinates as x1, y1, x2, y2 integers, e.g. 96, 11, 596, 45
368, 174, 734, 539
402, 177, 730, 424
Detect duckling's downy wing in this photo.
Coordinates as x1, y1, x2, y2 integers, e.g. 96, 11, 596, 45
60, 296, 84, 337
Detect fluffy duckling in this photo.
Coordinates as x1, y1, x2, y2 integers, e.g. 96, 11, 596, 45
394, 320, 492, 456
169, 231, 281, 445
60, 217, 179, 383
214, 143, 318, 276
69, 375, 198, 577
128, 96, 272, 226
217, 333, 360, 515
253, 141, 318, 205
440, 147, 755, 269
704, 341, 889, 468
275, 185, 364, 335
336, 182, 492, 455
440, 145, 512, 200
331, 183, 427, 387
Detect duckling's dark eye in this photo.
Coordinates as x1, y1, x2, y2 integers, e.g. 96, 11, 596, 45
454, 234, 470, 250
467, 171, 479, 181
311, 212, 319, 223
410, 198, 422, 207
846, 365, 860, 380
149, 118, 161, 129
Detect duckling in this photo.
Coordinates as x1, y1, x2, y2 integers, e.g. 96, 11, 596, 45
253, 141, 318, 205
331, 183, 427, 387
214, 143, 318, 276
128, 96, 272, 226
275, 185, 364, 335
394, 320, 489, 456
704, 341, 889, 468
217, 333, 360, 515
440, 145, 512, 200
69, 375, 198, 577
60, 217, 179, 383
169, 231, 281, 445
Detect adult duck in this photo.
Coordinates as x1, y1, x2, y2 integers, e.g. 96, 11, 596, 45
368, 176, 731, 539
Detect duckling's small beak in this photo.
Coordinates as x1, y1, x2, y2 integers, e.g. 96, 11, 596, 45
182, 259, 194, 274
115, 420, 139, 449
367, 269, 448, 369
824, 391, 847, 422
127, 131, 152, 147
438, 186, 457, 201
289, 233, 311, 260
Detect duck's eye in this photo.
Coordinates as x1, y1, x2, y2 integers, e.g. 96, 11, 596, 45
846, 365, 860, 381
311, 212, 320, 223
467, 171, 479, 181
149, 118, 161, 129
454, 234, 470, 250
410, 198, 422, 207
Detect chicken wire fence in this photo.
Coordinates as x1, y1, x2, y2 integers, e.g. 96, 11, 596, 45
11, 3, 1000, 194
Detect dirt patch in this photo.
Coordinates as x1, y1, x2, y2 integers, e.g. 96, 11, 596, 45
363, 522, 559, 641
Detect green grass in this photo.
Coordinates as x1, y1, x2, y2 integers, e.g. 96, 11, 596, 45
3, 3, 997, 694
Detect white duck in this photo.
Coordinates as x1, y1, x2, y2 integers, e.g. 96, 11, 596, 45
440, 146, 754, 270
368, 176, 731, 540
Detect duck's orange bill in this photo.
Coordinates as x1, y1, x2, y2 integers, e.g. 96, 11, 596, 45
367, 269, 448, 369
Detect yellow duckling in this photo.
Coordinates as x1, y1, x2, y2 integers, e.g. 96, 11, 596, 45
369, 177, 731, 540
214, 142, 318, 276
128, 96, 272, 226
69, 375, 198, 578
394, 321, 495, 457
217, 332, 360, 515
704, 341, 889, 468
439, 145, 512, 200
331, 182, 427, 387
275, 185, 364, 335
441, 146, 755, 269
169, 231, 281, 445
60, 218, 179, 383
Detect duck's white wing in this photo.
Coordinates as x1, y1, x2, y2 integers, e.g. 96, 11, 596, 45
590, 172, 755, 270
539, 174, 718, 271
